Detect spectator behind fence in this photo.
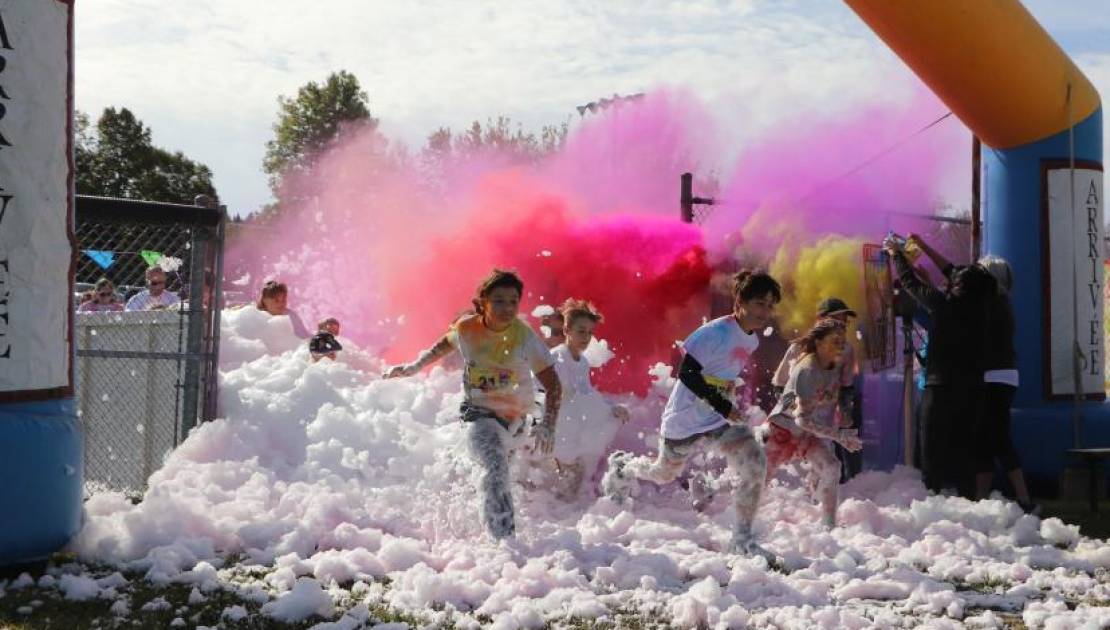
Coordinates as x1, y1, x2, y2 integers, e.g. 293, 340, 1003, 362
79, 278, 124, 312
126, 266, 180, 311
256, 280, 310, 339
309, 318, 343, 362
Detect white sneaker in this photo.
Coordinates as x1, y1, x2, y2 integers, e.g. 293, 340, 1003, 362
728, 530, 777, 564
601, 451, 637, 503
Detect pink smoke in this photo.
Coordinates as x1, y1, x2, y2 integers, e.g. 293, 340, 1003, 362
704, 90, 971, 258
225, 87, 970, 394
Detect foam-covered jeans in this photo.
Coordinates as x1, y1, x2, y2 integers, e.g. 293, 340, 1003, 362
463, 404, 516, 539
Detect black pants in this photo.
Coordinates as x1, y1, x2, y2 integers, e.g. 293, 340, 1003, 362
973, 383, 1021, 474
835, 386, 863, 482
920, 381, 980, 496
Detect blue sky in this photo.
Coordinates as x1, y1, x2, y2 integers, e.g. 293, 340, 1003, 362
75, 1, 1110, 216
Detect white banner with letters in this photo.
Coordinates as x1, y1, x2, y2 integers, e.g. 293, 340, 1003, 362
0, 2, 72, 397
1046, 166, 1105, 398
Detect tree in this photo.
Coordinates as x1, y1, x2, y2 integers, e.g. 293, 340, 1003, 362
423, 116, 568, 165
75, 107, 217, 204
262, 70, 377, 192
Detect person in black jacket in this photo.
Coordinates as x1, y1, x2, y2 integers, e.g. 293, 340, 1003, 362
975, 256, 1038, 513
885, 234, 996, 496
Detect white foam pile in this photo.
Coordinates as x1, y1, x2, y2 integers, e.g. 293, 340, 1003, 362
69, 308, 1110, 627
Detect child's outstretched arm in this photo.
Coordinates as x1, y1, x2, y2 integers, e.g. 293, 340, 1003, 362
907, 233, 953, 275
384, 335, 455, 378
533, 366, 562, 454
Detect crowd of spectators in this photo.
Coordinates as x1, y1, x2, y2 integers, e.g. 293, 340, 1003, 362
77, 266, 181, 312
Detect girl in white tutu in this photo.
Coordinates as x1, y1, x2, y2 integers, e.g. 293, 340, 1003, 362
547, 299, 629, 499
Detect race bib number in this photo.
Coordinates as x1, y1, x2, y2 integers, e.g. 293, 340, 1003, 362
467, 366, 516, 392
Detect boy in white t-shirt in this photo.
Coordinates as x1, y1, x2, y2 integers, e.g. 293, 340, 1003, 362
547, 299, 629, 500
385, 269, 561, 540
602, 270, 781, 560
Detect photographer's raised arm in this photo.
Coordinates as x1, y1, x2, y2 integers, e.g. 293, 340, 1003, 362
891, 250, 945, 316
908, 234, 954, 276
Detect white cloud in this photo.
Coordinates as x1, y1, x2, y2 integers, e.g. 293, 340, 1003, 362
1075, 52, 1110, 163
74, 0, 1108, 215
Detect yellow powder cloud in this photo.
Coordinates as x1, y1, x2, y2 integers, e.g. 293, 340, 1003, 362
771, 235, 866, 338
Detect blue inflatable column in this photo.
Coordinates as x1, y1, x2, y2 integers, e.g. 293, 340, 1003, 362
984, 108, 1109, 478
0, 401, 83, 563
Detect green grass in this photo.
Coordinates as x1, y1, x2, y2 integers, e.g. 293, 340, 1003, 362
0, 560, 670, 630
0, 559, 426, 630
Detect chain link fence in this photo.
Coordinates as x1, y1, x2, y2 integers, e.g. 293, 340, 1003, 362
75, 195, 225, 496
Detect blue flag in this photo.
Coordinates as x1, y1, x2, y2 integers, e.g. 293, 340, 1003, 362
85, 250, 115, 270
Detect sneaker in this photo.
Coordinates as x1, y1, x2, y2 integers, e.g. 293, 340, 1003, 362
689, 471, 716, 513
601, 451, 637, 503
728, 530, 777, 564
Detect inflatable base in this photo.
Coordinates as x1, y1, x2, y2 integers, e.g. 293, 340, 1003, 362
1012, 404, 1110, 482
0, 399, 83, 566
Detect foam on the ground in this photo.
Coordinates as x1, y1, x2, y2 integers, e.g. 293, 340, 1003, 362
70, 309, 1110, 626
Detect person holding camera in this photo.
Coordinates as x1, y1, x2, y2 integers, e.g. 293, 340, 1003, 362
884, 233, 996, 496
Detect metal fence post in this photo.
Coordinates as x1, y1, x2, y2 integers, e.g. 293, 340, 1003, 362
203, 208, 227, 423
180, 225, 208, 438
142, 317, 156, 482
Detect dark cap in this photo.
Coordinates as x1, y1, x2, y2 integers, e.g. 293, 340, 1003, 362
817, 297, 856, 318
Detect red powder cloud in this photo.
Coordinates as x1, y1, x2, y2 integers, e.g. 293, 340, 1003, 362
382, 170, 711, 394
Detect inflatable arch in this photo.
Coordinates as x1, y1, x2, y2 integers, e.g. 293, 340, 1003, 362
0, 1, 81, 566
846, 0, 1107, 479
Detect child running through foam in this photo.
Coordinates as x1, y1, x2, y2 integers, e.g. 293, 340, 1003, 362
547, 299, 629, 500
764, 318, 863, 529
772, 297, 860, 481
602, 270, 780, 560
384, 269, 561, 540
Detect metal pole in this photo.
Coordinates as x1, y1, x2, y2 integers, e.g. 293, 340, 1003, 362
179, 199, 211, 438
142, 319, 156, 486
203, 208, 227, 423
680, 172, 694, 223
971, 136, 982, 260
902, 311, 915, 466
